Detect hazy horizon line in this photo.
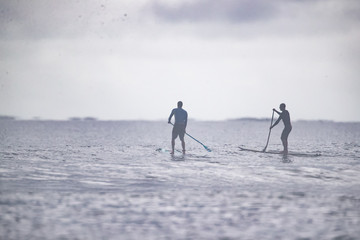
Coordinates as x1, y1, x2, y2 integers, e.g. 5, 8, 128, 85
0, 115, 359, 123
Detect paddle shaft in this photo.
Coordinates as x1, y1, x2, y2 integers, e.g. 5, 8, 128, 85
185, 132, 206, 148
263, 110, 275, 152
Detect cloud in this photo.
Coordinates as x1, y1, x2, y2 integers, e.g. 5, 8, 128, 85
149, 0, 277, 23
1, 0, 359, 41
147, 0, 360, 36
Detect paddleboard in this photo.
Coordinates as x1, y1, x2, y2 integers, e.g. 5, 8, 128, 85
156, 148, 183, 154
239, 147, 321, 157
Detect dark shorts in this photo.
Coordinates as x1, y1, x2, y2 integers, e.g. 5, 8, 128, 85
281, 127, 292, 140
172, 124, 186, 141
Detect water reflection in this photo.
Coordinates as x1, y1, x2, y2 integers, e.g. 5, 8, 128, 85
171, 154, 186, 161
281, 154, 293, 163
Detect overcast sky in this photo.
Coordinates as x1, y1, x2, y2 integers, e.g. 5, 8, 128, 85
1, 0, 359, 121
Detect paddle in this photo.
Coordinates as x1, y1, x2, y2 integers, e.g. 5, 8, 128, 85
169, 123, 212, 152
262, 110, 275, 152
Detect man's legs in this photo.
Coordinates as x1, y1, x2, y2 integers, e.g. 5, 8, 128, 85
281, 137, 288, 154
171, 138, 175, 154
171, 124, 186, 154
171, 138, 185, 154
179, 127, 186, 154
181, 139, 185, 154
171, 126, 178, 155
281, 128, 291, 154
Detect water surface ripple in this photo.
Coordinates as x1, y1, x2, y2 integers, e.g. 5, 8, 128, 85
0, 120, 359, 240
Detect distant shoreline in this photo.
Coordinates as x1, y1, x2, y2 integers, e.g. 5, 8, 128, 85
0, 116, 359, 124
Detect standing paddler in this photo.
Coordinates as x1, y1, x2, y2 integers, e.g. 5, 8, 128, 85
168, 101, 188, 154
270, 103, 292, 154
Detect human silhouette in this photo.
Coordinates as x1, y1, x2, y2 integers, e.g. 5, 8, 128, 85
270, 103, 292, 154
168, 101, 188, 154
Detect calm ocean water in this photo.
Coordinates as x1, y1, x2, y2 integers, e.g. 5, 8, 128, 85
0, 120, 359, 240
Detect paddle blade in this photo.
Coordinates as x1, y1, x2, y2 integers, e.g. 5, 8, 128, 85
204, 146, 212, 152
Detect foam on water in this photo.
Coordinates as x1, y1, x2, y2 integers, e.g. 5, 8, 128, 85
0, 120, 360, 239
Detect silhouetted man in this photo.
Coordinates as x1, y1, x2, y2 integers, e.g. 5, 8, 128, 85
168, 101, 188, 154
270, 103, 292, 154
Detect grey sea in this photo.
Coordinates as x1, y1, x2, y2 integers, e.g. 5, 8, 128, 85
0, 120, 359, 240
